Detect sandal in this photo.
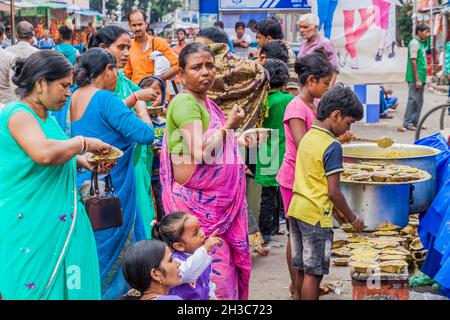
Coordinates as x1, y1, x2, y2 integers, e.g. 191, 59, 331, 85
254, 243, 270, 256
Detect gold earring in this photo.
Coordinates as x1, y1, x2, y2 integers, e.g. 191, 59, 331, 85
159, 280, 162, 288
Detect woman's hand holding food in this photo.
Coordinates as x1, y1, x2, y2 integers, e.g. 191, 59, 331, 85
224, 105, 245, 130
136, 88, 157, 103
85, 137, 112, 155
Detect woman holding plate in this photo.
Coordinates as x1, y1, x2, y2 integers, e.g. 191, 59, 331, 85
0, 50, 112, 300
67, 48, 155, 299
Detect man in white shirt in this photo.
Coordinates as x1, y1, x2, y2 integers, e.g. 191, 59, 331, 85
5, 21, 39, 59
231, 22, 252, 57
0, 23, 17, 108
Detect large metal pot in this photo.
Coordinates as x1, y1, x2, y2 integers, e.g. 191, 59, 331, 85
343, 144, 440, 213
340, 182, 415, 230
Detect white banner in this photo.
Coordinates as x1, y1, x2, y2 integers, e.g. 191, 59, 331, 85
312, 0, 407, 84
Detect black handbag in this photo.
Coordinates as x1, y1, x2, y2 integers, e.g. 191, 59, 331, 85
84, 167, 123, 231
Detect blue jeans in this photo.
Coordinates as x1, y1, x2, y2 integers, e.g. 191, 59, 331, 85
317, 0, 339, 39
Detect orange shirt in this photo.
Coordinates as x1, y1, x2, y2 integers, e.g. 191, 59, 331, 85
124, 34, 179, 84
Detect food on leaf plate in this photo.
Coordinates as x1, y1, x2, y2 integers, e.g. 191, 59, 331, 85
88, 146, 123, 165
379, 254, 407, 262
348, 242, 371, 250
346, 236, 369, 243
376, 222, 401, 232
372, 230, 400, 237
379, 260, 408, 274
351, 248, 379, 256
332, 239, 348, 249
410, 238, 424, 251
331, 247, 352, 258
379, 248, 410, 256
333, 258, 351, 266
349, 262, 379, 273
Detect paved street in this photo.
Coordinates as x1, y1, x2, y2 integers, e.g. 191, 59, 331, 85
249, 83, 449, 300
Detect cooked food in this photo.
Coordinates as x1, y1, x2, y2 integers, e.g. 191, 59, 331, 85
348, 243, 371, 250
351, 247, 379, 254
88, 147, 123, 165
372, 230, 400, 237
332, 239, 348, 249
369, 239, 400, 250
376, 222, 401, 232
347, 172, 372, 181
332, 247, 352, 258
371, 172, 391, 182
341, 223, 358, 233
389, 174, 412, 183
347, 236, 369, 243
401, 225, 418, 236
349, 261, 379, 273
410, 238, 424, 251
351, 253, 379, 261
380, 248, 410, 256
333, 258, 351, 266
379, 254, 407, 261
379, 260, 408, 274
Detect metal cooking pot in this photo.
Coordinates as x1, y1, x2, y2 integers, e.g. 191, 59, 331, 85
340, 182, 414, 230
343, 143, 440, 213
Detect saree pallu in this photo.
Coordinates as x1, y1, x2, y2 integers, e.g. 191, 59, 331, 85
116, 72, 156, 239
70, 90, 153, 300
0, 102, 100, 300
207, 43, 269, 130
160, 98, 252, 300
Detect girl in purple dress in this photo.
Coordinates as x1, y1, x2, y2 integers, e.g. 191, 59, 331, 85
120, 240, 183, 300
153, 212, 223, 300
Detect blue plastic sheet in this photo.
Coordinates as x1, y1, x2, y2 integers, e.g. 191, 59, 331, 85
415, 133, 450, 298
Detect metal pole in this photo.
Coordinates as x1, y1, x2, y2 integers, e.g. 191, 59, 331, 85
11, 0, 16, 44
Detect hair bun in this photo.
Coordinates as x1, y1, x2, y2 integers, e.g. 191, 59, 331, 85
74, 67, 91, 87
11, 58, 26, 85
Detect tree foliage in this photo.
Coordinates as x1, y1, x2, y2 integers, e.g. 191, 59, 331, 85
90, 0, 182, 23
397, 2, 413, 47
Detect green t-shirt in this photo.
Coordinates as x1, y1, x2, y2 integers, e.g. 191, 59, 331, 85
255, 90, 295, 187
406, 36, 428, 83
166, 93, 210, 154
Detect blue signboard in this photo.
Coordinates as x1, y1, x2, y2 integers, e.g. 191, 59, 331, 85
219, 0, 310, 10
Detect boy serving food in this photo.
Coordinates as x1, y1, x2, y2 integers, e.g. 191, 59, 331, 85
288, 83, 366, 300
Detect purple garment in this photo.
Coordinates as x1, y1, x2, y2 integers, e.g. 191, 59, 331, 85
154, 295, 183, 300
297, 35, 339, 72
169, 251, 211, 300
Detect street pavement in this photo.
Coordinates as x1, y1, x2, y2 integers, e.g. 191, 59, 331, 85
249, 83, 449, 300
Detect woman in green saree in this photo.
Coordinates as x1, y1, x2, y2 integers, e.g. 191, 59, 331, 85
89, 25, 157, 238
0, 50, 112, 300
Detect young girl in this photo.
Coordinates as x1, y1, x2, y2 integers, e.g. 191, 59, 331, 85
153, 211, 223, 300
276, 51, 335, 298
121, 239, 183, 300
138, 76, 167, 221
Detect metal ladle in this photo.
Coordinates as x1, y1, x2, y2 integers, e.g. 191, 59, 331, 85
351, 136, 395, 149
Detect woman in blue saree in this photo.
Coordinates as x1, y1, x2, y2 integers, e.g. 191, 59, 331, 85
67, 48, 155, 299
53, 25, 158, 239
0, 50, 112, 300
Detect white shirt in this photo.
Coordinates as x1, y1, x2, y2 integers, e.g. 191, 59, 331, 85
231, 33, 252, 45
177, 246, 216, 298
5, 41, 39, 59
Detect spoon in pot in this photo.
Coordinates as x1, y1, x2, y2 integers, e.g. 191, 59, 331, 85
351, 136, 395, 149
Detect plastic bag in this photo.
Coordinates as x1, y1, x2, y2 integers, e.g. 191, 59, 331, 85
149, 51, 171, 76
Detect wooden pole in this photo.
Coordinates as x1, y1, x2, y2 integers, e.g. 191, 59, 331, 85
10, 0, 16, 44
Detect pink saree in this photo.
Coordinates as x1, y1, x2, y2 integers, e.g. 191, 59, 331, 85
160, 97, 251, 300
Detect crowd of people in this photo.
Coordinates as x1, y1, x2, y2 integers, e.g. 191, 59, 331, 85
0, 9, 428, 301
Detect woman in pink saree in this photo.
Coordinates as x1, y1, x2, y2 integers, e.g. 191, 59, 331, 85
160, 43, 251, 300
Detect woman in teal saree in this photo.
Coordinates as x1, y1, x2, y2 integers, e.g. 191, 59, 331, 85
0, 51, 112, 300
89, 25, 157, 238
